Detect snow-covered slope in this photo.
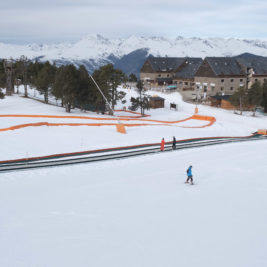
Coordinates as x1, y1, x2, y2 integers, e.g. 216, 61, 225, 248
1, 138, 267, 267
1, 90, 267, 266
0, 86, 267, 160
1, 35, 267, 71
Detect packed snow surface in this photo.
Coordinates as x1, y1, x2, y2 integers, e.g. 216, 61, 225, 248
0, 89, 267, 267
0, 141, 267, 267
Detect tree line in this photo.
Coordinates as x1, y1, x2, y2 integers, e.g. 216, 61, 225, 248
229, 80, 267, 115
0, 57, 142, 114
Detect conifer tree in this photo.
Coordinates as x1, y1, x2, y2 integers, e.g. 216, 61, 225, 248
229, 86, 249, 115
35, 61, 56, 104
93, 64, 126, 113
248, 81, 262, 116
129, 80, 150, 116
0, 60, 6, 89
15, 55, 30, 97
53, 64, 80, 112
92, 66, 110, 112
0, 90, 4, 99
28, 61, 44, 85
52, 66, 65, 106
75, 65, 93, 111
128, 73, 138, 82
261, 80, 267, 113
0, 60, 6, 100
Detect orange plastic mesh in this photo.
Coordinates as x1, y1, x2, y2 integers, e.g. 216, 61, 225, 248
0, 112, 216, 132
116, 124, 127, 134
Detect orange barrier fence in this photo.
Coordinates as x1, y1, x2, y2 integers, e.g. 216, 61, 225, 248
0, 113, 215, 124
114, 109, 150, 118
116, 124, 127, 134
0, 113, 216, 132
0, 122, 168, 132
184, 114, 216, 128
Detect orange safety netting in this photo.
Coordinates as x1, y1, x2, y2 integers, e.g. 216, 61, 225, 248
116, 124, 127, 134
0, 112, 216, 132
114, 109, 150, 118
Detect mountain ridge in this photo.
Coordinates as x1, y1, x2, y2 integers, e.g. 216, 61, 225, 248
1, 35, 267, 76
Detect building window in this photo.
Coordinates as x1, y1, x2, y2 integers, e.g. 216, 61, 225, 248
158, 74, 161, 77
221, 79, 224, 83
221, 87, 224, 91
255, 79, 258, 82
211, 86, 215, 91
231, 79, 234, 82
230, 87, 234, 90
184, 82, 188, 86
167, 74, 169, 77
240, 79, 243, 82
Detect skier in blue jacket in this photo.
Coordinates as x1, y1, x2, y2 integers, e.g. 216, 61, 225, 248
185, 165, 193, 184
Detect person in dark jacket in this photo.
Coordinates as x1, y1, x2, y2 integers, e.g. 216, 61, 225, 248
172, 136, 176, 150
185, 165, 193, 184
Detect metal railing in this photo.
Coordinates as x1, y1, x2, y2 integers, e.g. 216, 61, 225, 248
0, 134, 265, 172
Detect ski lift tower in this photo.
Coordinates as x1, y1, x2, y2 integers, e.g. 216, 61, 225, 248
4, 59, 14, 96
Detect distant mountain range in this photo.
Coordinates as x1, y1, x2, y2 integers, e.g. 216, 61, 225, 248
1, 35, 267, 77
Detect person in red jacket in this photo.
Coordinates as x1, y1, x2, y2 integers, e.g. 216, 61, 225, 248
160, 138, 165, 151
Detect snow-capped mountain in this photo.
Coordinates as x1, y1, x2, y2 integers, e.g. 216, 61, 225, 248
1, 34, 267, 76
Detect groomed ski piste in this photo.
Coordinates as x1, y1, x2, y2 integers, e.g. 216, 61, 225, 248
1, 86, 267, 267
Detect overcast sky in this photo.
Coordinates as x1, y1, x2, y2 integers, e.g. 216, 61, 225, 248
0, 0, 266, 44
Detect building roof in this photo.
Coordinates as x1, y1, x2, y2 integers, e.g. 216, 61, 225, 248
149, 96, 165, 101
147, 57, 186, 72
235, 53, 267, 75
210, 94, 231, 100
205, 57, 245, 76
174, 58, 203, 78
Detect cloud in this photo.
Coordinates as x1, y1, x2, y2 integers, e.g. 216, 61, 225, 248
0, 0, 266, 43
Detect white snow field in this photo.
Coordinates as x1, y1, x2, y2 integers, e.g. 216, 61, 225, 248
0, 141, 267, 267
0, 89, 267, 267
